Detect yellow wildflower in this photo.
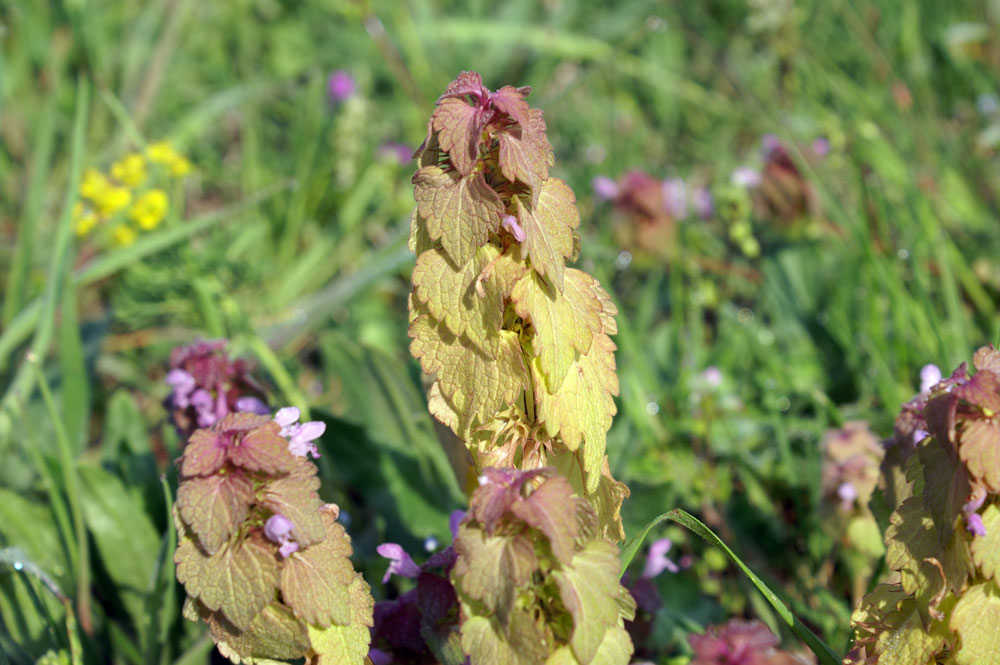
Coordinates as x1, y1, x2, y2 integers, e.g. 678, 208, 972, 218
147, 141, 192, 178
129, 189, 169, 230
80, 168, 109, 200
146, 141, 176, 164
111, 224, 138, 247
73, 202, 99, 236
110, 153, 147, 187
168, 155, 192, 177
95, 186, 132, 218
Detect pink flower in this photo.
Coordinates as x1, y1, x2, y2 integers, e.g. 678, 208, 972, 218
920, 363, 942, 393
264, 514, 299, 558
501, 214, 526, 242
235, 395, 269, 414
274, 406, 324, 458
377, 543, 421, 583
731, 167, 761, 189
592, 176, 619, 201
328, 70, 356, 103
642, 538, 680, 578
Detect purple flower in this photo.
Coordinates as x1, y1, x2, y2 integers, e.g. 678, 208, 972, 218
920, 364, 943, 393
964, 490, 987, 538
914, 428, 930, 443
812, 137, 830, 157
328, 70, 356, 103
377, 543, 421, 583
236, 395, 270, 414
264, 514, 300, 558
642, 538, 679, 578
368, 648, 393, 665
662, 177, 688, 218
274, 406, 324, 458
166, 369, 196, 409
190, 389, 218, 428
378, 141, 413, 165
693, 186, 714, 219
730, 167, 761, 189
501, 214, 526, 242
592, 176, 619, 201
449, 510, 465, 540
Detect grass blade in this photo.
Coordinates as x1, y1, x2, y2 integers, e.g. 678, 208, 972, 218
664, 509, 841, 665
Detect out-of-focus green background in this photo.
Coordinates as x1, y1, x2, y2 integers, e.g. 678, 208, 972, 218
2, 1, 999, 663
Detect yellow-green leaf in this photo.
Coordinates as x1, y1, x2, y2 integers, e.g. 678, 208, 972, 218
512, 268, 602, 393
413, 244, 504, 353
514, 177, 578, 291
307, 576, 374, 665
413, 165, 503, 268
410, 315, 527, 430
971, 504, 1000, 580
950, 581, 1000, 665
175, 531, 278, 632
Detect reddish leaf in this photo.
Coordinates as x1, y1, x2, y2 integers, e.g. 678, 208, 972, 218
973, 345, 1000, 373
177, 469, 254, 554
437, 71, 489, 103
954, 370, 1000, 412
960, 418, 1000, 492
229, 421, 297, 474
510, 475, 578, 565
433, 98, 490, 175
490, 86, 530, 129
181, 429, 228, 477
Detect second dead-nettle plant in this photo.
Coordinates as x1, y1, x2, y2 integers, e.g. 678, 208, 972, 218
408, 71, 629, 541
407, 71, 635, 664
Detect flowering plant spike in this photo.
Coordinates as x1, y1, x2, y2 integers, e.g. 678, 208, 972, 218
408, 71, 628, 539
174, 410, 373, 663
847, 346, 1000, 665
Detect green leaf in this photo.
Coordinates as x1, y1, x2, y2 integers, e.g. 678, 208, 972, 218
950, 581, 1000, 665
260, 460, 326, 549
280, 516, 356, 628
514, 178, 578, 292
512, 268, 602, 393
662, 509, 842, 665
971, 504, 1000, 580
0, 488, 69, 588
78, 465, 160, 634
552, 540, 635, 665
412, 244, 505, 353
175, 530, 278, 632
850, 585, 946, 665
176, 470, 254, 555
306, 576, 374, 664
413, 165, 504, 268
885, 496, 973, 611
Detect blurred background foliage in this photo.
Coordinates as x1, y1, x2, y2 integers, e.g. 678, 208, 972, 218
1, 0, 999, 662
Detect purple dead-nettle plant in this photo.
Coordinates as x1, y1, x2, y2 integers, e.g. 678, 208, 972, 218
165, 340, 270, 437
